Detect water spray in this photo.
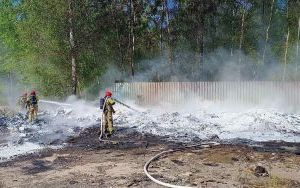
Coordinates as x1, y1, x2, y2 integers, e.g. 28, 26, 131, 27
113, 98, 140, 112
39, 100, 72, 107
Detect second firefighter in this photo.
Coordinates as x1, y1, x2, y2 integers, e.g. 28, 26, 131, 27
100, 90, 115, 137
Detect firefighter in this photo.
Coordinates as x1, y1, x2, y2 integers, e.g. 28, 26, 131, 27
27, 90, 39, 122
18, 93, 29, 111
100, 90, 116, 137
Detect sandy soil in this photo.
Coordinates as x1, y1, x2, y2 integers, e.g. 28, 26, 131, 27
0, 127, 300, 188
150, 145, 300, 187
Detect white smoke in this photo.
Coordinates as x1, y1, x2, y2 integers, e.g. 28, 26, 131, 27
0, 96, 101, 162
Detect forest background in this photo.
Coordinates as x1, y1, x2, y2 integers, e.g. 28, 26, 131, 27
0, 0, 299, 100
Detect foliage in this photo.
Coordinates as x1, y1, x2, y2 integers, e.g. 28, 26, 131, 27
0, 0, 299, 97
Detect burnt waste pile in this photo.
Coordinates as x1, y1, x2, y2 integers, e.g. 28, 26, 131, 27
0, 100, 101, 162
0, 111, 87, 146
1, 98, 300, 162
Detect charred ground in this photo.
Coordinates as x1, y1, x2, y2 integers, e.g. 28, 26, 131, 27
0, 126, 300, 188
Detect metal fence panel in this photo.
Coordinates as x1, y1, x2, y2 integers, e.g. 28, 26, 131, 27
114, 82, 300, 109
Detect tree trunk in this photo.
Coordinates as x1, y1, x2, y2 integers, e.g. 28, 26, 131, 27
116, 28, 125, 74
262, 0, 275, 64
160, 1, 164, 55
129, 0, 135, 78
195, 21, 205, 80
282, 2, 289, 81
193, 2, 205, 80
262, 1, 265, 18
198, 25, 204, 64
113, 0, 125, 75
238, 9, 246, 78
165, 0, 173, 66
283, 29, 290, 81
69, 0, 77, 95
230, 9, 235, 57
296, 17, 300, 76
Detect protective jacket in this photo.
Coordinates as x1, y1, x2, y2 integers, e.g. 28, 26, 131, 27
103, 96, 115, 113
28, 95, 39, 106
18, 96, 29, 109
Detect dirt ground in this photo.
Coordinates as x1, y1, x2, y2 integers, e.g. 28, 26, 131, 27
0, 127, 300, 188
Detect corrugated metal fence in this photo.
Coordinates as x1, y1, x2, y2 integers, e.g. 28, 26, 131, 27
113, 82, 300, 107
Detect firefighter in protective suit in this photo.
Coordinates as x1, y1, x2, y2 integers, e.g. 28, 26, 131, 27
18, 93, 29, 111
27, 90, 39, 122
100, 90, 115, 137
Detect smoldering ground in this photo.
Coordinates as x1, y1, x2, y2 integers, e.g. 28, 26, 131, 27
1, 90, 300, 162
0, 96, 102, 161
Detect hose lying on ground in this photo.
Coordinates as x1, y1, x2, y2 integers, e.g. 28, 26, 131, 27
144, 142, 220, 188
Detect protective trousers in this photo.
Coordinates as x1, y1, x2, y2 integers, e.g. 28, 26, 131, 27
28, 105, 38, 122
103, 110, 114, 135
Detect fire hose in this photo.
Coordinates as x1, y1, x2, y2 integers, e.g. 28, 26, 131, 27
113, 98, 140, 112
98, 99, 220, 187
41, 99, 221, 187
144, 142, 220, 188
40, 98, 139, 141
41, 99, 222, 187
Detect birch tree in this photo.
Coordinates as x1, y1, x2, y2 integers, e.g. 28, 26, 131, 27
262, 0, 275, 64
165, 0, 174, 66
238, 8, 246, 75
69, 0, 77, 95
296, 17, 300, 74
129, 0, 136, 78
282, 1, 290, 81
